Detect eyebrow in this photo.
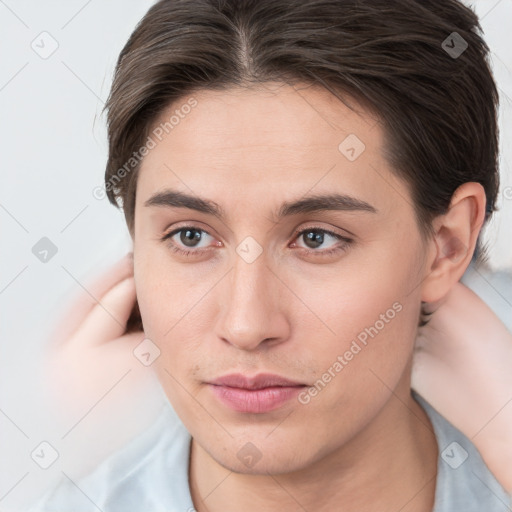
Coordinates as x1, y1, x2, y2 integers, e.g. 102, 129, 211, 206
144, 189, 378, 220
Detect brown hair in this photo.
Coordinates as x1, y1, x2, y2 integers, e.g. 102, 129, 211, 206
104, 0, 500, 326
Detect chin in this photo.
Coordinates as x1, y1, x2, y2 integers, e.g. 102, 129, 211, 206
204, 438, 314, 476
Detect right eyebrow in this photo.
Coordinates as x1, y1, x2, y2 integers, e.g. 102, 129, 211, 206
144, 189, 226, 220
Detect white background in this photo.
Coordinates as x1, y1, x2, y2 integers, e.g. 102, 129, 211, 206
0, 0, 511, 509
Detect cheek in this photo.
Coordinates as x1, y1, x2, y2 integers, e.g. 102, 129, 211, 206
293, 246, 421, 379
133, 248, 177, 342
133, 249, 217, 364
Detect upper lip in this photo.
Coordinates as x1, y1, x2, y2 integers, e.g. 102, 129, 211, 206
208, 373, 305, 390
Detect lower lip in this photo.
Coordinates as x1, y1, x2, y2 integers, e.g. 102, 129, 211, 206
208, 384, 305, 413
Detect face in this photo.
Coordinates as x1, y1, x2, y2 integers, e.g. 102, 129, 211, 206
133, 82, 429, 474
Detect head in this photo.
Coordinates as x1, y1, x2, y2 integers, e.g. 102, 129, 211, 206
103, 0, 499, 474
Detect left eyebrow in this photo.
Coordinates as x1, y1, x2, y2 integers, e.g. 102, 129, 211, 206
276, 193, 378, 218
143, 189, 378, 221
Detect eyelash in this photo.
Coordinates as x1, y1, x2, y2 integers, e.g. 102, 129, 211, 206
161, 225, 352, 258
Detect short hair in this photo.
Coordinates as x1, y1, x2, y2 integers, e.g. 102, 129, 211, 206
104, 0, 500, 326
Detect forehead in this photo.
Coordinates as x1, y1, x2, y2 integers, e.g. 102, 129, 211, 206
136, 83, 409, 219
146, 82, 381, 156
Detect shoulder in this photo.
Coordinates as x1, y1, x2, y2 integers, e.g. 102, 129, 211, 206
28, 402, 194, 512
413, 390, 512, 512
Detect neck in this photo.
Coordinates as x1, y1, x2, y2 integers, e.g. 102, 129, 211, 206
189, 374, 438, 512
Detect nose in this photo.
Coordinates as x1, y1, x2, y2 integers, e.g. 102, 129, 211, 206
215, 251, 290, 352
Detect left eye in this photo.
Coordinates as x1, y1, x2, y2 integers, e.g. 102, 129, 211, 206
294, 228, 347, 251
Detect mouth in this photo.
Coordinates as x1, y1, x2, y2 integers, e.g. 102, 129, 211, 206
207, 373, 307, 413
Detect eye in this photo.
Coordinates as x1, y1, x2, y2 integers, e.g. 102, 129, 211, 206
291, 227, 352, 256
161, 226, 216, 256
161, 225, 352, 258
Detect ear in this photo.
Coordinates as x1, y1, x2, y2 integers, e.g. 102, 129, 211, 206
421, 182, 487, 304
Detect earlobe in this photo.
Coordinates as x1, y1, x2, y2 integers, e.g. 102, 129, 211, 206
420, 182, 486, 304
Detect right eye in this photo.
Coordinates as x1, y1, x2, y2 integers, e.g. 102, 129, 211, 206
161, 226, 217, 256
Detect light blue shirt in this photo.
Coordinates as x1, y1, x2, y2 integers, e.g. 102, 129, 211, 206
29, 391, 512, 512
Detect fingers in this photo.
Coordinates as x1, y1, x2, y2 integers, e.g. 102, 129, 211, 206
49, 253, 134, 347
68, 275, 140, 348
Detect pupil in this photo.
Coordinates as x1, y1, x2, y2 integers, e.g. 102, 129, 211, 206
181, 229, 202, 247
305, 230, 323, 249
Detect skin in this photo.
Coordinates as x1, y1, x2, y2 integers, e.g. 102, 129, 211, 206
128, 82, 486, 512
43, 254, 145, 414
43, 258, 512, 498
413, 280, 512, 492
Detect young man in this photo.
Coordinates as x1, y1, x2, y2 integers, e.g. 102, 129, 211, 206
31, 0, 512, 511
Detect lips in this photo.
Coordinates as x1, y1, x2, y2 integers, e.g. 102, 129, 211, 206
207, 373, 307, 413
208, 372, 305, 390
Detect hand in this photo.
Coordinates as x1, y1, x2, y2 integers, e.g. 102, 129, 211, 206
412, 280, 512, 492
42, 253, 151, 417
